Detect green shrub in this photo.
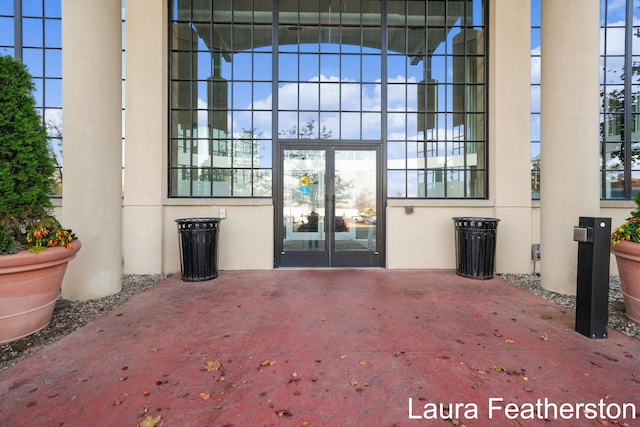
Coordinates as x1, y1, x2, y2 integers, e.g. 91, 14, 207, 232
0, 54, 59, 251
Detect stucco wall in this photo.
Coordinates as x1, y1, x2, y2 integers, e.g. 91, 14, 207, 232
162, 203, 274, 274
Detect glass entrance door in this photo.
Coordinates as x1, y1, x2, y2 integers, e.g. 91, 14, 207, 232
279, 146, 380, 267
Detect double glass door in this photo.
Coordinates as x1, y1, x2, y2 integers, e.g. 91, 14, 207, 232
278, 145, 380, 267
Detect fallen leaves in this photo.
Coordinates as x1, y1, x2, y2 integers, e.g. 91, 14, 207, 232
140, 415, 162, 427
204, 360, 221, 371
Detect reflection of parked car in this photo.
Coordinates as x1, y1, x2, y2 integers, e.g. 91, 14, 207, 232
368, 215, 376, 224
335, 216, 348, 232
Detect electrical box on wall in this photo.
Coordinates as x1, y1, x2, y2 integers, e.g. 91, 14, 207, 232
219, 208, 226, 219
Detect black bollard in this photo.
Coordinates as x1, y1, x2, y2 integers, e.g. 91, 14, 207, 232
573, 217, 611, 339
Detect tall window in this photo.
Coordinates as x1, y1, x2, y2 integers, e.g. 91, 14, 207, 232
0, 0, 63, 195
169, 0, 274, 197
169, 0, 487, 199
531, 0, 640, 200
600, 0, 640, 199
530, 0, 541, 199
0, 0, 127, 196
386, 0, 486, 198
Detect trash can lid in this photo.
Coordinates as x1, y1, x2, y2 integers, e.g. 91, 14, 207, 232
175, 217, 222, 224
452, 217, 500, 222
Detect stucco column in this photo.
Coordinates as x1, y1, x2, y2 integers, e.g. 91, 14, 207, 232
123, 0, 167, 274
61, 1, 122, 300
489, 0, 532, 274
540, 0, 600, 294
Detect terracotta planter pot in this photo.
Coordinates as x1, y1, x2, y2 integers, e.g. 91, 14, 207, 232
0, 241, 81, 344
611, 240, 640, 324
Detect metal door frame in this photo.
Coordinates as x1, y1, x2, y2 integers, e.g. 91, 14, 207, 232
275, 141, 385, 268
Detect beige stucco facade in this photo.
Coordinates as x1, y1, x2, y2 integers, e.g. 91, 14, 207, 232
59, 0, 628, 301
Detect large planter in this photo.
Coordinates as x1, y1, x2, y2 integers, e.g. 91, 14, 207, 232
611, 240, 640, 324
0, 241, 81, 344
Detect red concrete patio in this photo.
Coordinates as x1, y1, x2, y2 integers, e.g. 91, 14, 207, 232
0, 269, 639, 426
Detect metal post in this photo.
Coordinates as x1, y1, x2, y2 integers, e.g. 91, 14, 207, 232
573, 217, 611, 339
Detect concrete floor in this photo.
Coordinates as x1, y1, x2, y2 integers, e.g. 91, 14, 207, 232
0, 269, 639, 426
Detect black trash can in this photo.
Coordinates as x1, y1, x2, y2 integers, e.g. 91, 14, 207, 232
453, 217, 500, 279
176, 218, 221, 281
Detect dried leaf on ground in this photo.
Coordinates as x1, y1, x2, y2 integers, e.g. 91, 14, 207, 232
205, 360, 221, 371
140, 415, 162, 427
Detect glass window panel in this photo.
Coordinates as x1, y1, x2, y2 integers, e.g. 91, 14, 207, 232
44, 49, 61, 77
603, 142, 623, 167
253, 52, 272, 80
193, 139, 211, 167
361, 55, 381, 82
0, 18, 13, 45
253, 169, 272, 196
0, 1, 12, 14
298, 113, 320, 138
251, 25, 273, 52
605, 28, 625, 55
170, 168, 191, 196
387, 112, 406, 139
23, 0, 43, 16
212, 169, 232, 196
278, 111, 298, 137
233, 139, 253, 167
299, 81, 319, 109
603, 170, 624, 199
604, 56, 625, 84
407, 170, 420, 197
279, 53, 299, 80
362, 112, 381, 139
233, 81, 253, 109
362, 84, 380, 111
253, 82, 272, 109
299, 54, 319, 81
388, 55, 406, 80
44, 19, 61, 48
341, 55, 360, 80
44, 78, 62, 107
320, 54, 339, 78
387, 83, 406, 110
319, 112, 338, 139
531, 86, 540, 113
425, 169, 444, 198
387, 140, 406, 168
388, 170, 406, 197
341, 83, 361, 111
604, 87, 625, 112
192, 169, 211, 196
22, 18, 43, 47
408, 57, 425, 81
44, 0, 61, 18
171, 139, 192, 167
233, 169, 252, 196
631, 62, 640, 84
232, 53, 253, 80
388, 27, 406, 55
279, 82, 299, 110
255, 140, 272, 168
319, 82, 340, 110
32, 78, 43, 106
362, 27, 382, 53
253, 111, 272, 137
212, 140, 232, 166
341, 112, 360, 139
